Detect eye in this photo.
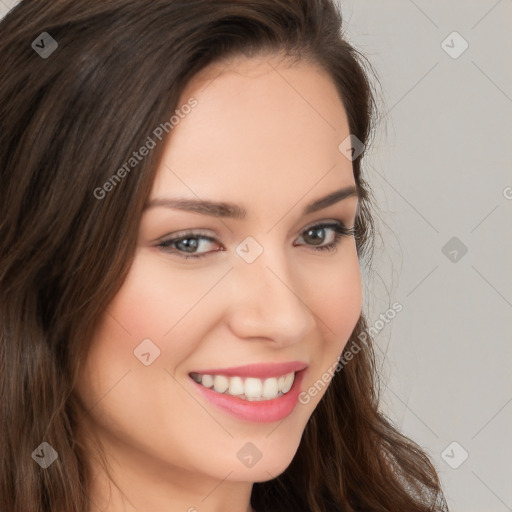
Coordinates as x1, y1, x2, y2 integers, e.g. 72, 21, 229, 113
157, 230, 221, 260
156, 221, 355, 260
294, 222, 355, 253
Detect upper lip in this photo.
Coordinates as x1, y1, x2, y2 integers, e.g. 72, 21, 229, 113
189, 361, 308, 379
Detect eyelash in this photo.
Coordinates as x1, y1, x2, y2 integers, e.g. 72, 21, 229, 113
156, 222, 356, 261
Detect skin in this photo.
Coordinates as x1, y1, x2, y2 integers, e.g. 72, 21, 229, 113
76, 53, 362, 512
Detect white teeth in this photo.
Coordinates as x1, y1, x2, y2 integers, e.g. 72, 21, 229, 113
213, 375, 229, 393
262, 377, 279, 399
281, 373, 294, 393
191, 372, 296, 401
244, 377, 262, 398
229, 376, 244, 396
201, 374, 214, 388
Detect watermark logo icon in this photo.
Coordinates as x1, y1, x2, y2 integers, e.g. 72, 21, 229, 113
338, 134, 365, 161
236, 236, 263, 264
236, 442, 262, 468
442, 236, 468, 263
441, 31, 468, 59
32, 442, 58, 469
441, 441, 469, 469
31, 32, 58, 59
134, 338, 161, 366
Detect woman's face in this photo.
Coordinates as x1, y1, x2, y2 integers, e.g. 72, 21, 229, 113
77, 54, 362, 507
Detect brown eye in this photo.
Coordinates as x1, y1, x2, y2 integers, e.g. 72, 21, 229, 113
303, 226, 329, 246
295, 222, 355, 252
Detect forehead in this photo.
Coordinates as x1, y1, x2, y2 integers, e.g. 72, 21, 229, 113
151, 54, 354, 214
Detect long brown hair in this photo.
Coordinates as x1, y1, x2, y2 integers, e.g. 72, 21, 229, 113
0, 1, 448, 511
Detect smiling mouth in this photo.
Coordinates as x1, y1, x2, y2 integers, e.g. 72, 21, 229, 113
189, 371, 296, 401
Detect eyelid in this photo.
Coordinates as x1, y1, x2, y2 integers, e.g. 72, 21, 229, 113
159, 228, 214, 239
301, 218, 344, 231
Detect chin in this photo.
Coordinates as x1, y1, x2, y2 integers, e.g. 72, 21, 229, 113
224, 429, 304, 483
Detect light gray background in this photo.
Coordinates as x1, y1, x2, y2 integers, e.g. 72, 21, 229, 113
340, 2, 512, 512
2, 1, 511, 511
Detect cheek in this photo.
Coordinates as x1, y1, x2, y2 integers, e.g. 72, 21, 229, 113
308, 247, 362, 343
74, 253, 232, 472
76, 250, 232, 408
105, 251, 216, 339
94, 250, 231, 361
299, 247, 362, 400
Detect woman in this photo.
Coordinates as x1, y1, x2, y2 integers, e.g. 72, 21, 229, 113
0, 0, 448, 511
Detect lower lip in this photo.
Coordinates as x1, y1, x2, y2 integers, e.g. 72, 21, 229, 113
190, 370, 306, 423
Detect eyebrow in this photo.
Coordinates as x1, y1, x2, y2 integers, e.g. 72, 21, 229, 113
144, 185, 358, 219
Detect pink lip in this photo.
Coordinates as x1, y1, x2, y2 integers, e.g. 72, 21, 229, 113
190, 368, 307, 423
189, 361, 308, 379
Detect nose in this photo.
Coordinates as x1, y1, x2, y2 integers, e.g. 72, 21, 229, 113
224, 249, 316, 347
